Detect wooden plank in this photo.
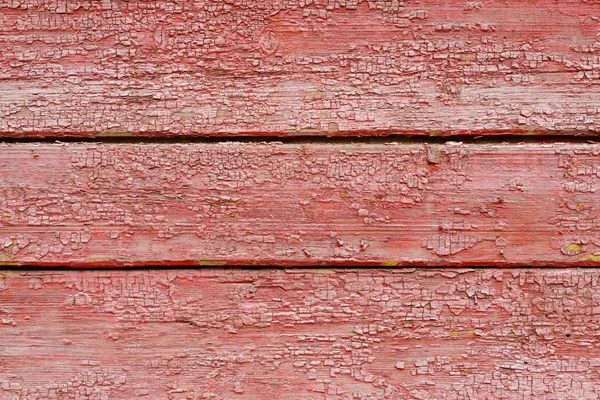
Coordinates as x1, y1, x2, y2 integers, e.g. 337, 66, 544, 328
1, 0, 600, 137
0, 268, 598, 399
2, 141, 600, 267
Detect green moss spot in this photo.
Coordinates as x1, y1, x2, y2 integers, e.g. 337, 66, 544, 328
381, 260, 399, 267
566, 243, 582, 252
580, 254, 600, 262
197, 260, 227, 266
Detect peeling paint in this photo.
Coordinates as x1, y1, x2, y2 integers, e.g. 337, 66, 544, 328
0, 268, 599, 398
1, 142, 600, 266
0, 0, 599, 137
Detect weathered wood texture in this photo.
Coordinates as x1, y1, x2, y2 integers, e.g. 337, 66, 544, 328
2, 142, 600, 266
1, 268, 599, 399
1, 0, 600, 137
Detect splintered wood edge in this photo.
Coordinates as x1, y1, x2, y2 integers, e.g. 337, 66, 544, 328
1, 0, 600, 137
1, 141, 599, 267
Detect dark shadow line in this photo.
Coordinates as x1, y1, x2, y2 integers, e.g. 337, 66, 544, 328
1, 133, 600, 145
1, 265, 597, 271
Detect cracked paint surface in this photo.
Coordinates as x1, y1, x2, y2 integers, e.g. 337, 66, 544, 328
1, 142, 600, 266
1, 268, 600, 399
1, 2, 597, 398
1, 0, 600, 137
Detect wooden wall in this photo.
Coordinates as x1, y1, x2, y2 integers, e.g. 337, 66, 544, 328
1, 0, 600, 137
1, 0, 600, 398
2, 268, 600, 399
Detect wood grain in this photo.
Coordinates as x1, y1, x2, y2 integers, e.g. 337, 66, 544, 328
1, 0, 600, 137
0, 268, 599, 399
2, 141, 600, 267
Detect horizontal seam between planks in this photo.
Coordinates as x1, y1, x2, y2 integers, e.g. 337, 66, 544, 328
0, 133, 599, 145
0, 266, 597, 271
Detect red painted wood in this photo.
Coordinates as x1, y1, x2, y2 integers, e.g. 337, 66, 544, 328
1, 0, 599, 137
2, 141, 600, 267
0, 268, 598, 399
2, 2, 594, 397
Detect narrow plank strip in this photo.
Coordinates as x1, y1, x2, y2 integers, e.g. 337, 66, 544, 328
1, 142, 600, 266
0, 268, 599, 399
1, 0, 599, 137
